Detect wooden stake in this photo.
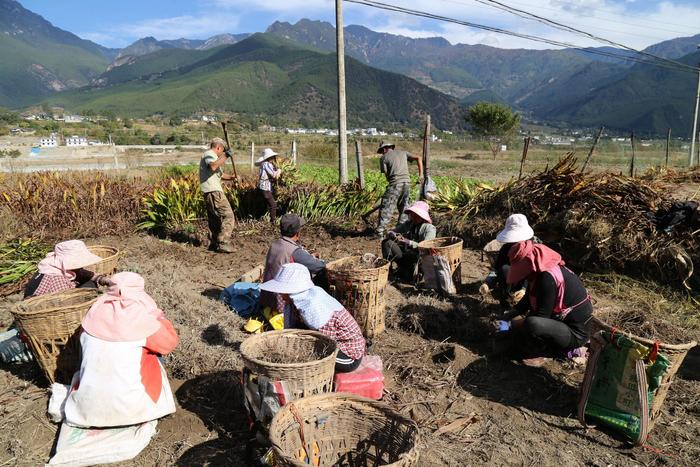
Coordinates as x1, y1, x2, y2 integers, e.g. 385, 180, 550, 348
665, 128, 671, 167
629, 131, 636, 178
421, 115, 431, 200
291, 139, 297, 165
581, 126, 603, 172
518, 136, 531, 180
335, 0, 348, 184
355, 140, 365, 189
250, 142, 255, 171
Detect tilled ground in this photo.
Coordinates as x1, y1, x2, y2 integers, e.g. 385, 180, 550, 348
1, 224, 698, 466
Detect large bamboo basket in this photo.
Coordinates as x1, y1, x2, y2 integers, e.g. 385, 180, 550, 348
325, 256, 390, 338
270, 393, 420, 467
417, 237, 463, 285
12, 288, 99, 384
240, 329, 338, 401
589, 316, 697, 423
87, 245, 120, 275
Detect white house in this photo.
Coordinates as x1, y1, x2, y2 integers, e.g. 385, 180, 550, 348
64, 115, 85, 123
66, 135, 88, 147
39, 134, 58, 148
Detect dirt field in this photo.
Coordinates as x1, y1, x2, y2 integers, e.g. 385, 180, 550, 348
1, 224, 698, 466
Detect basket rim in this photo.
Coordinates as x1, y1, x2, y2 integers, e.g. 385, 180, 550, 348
240, 329, 338, 369
417, 236, 463, 249
592, 316, 697, 351
326, 255, 389, 272
88, 244, 121, 258
269, 392, 420, 461
14, 288, 100, 317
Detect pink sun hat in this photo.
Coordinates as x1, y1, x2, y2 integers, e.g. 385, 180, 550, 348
405, 201, 432, 224
37, 240, 103, 277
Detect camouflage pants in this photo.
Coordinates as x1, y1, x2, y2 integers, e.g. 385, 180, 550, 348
377, 182, 411, 235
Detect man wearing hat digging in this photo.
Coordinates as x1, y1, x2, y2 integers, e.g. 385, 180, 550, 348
256, 148, 282, 223
382, 201, 436, 281
376, 141, 423, 239
200, 137, 237, 253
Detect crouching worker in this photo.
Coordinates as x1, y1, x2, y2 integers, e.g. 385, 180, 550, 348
502, 240, 592, 367
260, 263, 365, 372
64, 272, 179, 427
24, 240, 111, 298
382, 201, 436, 282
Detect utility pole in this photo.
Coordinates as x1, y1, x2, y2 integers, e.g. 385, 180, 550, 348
250, 142, 255, 171
689, 51, 700, 167
335, 0, 348, 184
421, 115, 431, 200
355, 140, 365, 189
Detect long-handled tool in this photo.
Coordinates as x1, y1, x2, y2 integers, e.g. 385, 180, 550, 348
220, 122, 238, 181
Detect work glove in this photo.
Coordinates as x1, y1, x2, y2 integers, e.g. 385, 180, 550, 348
387, 231, 397, 240
224, 148, 233, 158
400, 238, 418, 249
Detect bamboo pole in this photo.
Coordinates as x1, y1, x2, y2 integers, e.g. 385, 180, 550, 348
629, 132, 636, 178
421, 115, 431, 200
355, 140, 365, 189
518, 136, 531, 180
665, 128, 671, 167
581, 126, 603, 172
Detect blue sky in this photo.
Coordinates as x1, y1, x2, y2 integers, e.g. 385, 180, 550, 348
20, 0, 700, 50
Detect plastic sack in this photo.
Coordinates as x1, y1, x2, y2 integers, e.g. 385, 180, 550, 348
420, 254, 456, 295
334, 355, 385, 400
0, 329, 33, 364
220, 282, 260, 317
48, 421, 157, 466
578, 331, 670, 444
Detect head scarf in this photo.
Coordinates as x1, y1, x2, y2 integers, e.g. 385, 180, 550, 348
289, 286, 344, 330
37, 240, 102, 280
506, 240, 564, 285
82, 272, 164, 342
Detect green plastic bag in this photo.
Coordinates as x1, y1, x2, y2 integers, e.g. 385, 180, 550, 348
578, 331, 670, 444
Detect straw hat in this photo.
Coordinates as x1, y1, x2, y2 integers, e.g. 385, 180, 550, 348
259, 263, 314, 294
255, 148, 278, 165
496, 214, 534, 243
405, 201, 432, 224
376, 141, 395, 154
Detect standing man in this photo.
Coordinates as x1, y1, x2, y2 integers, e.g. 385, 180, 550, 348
376, 141, 423, 238
200, 137, 236, 253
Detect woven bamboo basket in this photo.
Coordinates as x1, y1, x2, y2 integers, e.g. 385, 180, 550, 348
12, 288, 99, 384
270, 393, 419, 467
589, 315, 697, 423
417, 237, 463, 285
325, 256, 389, 338
240, 329, 338, 401
87, 245, 120, 275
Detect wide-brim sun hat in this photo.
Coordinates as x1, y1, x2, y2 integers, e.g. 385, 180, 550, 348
404, 200, 432, 224
496, 213, 534, 244
376, 141, 395, 154
255, 147, 279, 165
43, 240, 103, 271
259, 263, 314, 295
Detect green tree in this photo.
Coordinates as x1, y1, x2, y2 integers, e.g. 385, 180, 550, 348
466, 102, 520, 159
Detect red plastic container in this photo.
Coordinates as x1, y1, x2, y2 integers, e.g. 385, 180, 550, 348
334, 355, 384, 400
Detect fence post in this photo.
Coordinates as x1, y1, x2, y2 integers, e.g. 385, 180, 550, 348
665, 128, 671, 167
250, 142, 255, 171
581, 126, 603, 173
518, 136, 531, 180
292, 139, 297, 165
629, 132, 636, 178
355, 140, 365, 189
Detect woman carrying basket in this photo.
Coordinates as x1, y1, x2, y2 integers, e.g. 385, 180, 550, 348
24, 240, 111, 298
62, 272, 179, 427
500, 238, 592, 367
260, 263, 365, 372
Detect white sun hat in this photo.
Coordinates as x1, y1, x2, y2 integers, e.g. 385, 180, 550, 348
259, 263, 314, 294
255, 148, 279, 166
496, 214, 534, 243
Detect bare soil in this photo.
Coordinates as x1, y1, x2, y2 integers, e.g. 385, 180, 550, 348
1, 225, 698, 466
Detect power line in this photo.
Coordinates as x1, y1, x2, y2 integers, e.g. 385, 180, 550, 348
470, 0, 698, 72
344, 0, 698, 73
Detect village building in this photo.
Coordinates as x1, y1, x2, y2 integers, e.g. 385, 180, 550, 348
66, 135, 88, 147
39, 134, 58, 148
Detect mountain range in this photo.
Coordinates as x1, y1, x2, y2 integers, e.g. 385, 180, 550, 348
1, 0, 699, 135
